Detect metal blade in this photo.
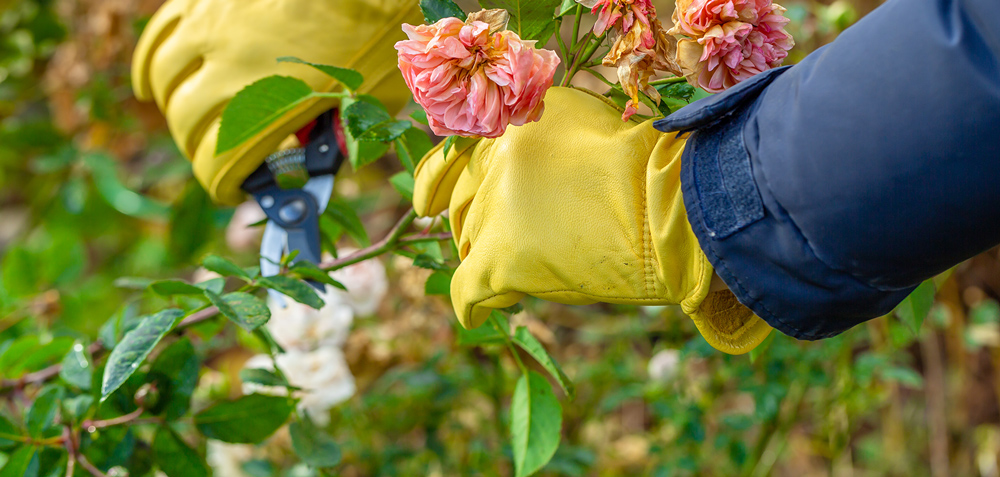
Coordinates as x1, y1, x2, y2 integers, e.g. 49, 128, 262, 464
303, 174, 334, 214
259, 221, 288, 308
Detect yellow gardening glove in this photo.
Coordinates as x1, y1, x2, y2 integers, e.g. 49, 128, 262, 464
413, 87, 772, 354
132, 0, 421, 205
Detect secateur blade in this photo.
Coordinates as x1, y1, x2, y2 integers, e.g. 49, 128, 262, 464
241, 109, 346, 308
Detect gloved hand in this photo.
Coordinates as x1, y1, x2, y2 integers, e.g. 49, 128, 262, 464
132, 0, 421, 205
413, 87, 772, 354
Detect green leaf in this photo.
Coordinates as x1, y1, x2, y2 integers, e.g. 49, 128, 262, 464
0, 336, 40, 374
101, 309, 185, 400
420, 0, 467, 22
557, 0, 578, 16
202, 254, 252, 281
395, 128, 434, 174
479, 0, 562, 41
25, 386, 64, 437
895, 280, 935, 335
150, 280, 205, 296
410, 108, 429, 126
324, 197, 370, 247
0, 446, 39, 477
289, 415, 342, 468
216, 76, 315, 155
82, 152, 171, 220
510, 371, 562, 477
0, 415, 21, 449
195, 277, 226, 295
59, 341, 93, 390
442, 136, 459, 160
513, 327, 574, 398
239, 368, 293, 389
340, 95, 392, 169
290, 262, 347, 290
425, 270, 451, 296
457, 323, 507, 346
205, 291, 271, 332
258, 276, 324, 309
194, 394, 295, 444
343, 101, 411, 143
413, 253, 448, 271
113, 277, 155, 290
62, 395, 95, 424
277, 56, 364, 91
153, 426, 210, 477
9, 337, 74, 376
98, 304, 141, 349
149, 338, 200, 420
389, 172, 415, 202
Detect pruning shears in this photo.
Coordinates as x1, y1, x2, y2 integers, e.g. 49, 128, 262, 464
241, 110, 345, 306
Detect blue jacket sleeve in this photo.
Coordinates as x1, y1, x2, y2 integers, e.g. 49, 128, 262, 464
655, 0, 1000, 339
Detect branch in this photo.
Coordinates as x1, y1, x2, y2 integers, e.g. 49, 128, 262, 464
1, 209, 453, 393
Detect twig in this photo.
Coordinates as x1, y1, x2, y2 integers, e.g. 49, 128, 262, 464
82, 407, 144, 431
77, 452, 109, 477
63, 427, 76, 477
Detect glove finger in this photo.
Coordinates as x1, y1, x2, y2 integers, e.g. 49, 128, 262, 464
147, 17, 208, 112
413, 136, 481, 217
687, 291, 773, 355
163, 62, 228, 159
448, 139, 497, 257
450, 246, 526, 330
132, 0, 187, 102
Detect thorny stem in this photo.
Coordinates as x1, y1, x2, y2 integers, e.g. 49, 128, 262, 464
556, 18, 571, 70
0, 209, 451, 394
571, 5, 584, 51
82, 407, 145, 431
648, 76, 687, 85
562, 32, 607, 87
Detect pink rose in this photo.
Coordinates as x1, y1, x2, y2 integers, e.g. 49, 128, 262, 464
673, 0, 793, 93
395, 17, 560, 138
581, 0, 657, 48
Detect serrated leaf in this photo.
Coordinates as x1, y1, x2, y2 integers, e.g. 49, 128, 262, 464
289, 415, 342, 468
360, 120, 411, 143
205, 291, 270, 332
217, 76, 315, 155
390, 172, 415, 202
59, 341, 93, 390
895, 280, 935, 336
149, 338, 200, 420
153, 426, 210, 477
479, 0, 561, 41
420, 0, 467, 22
324, 197, 370, 247
511, 371, 562, 477
344, 101, 409, 143
258, 276, 324, 309
239, 368, 292, 389
194, 394, 294, 444
25, 386, 64, 437
277, 56, 363, 91
341, 95, 392, 169
150, 280, 205, 296
290, 262, 347, 290
0, 446, 39, 477
0, 415, 21, 449
195, 277, 226, 295
425, 270, 451, 295
202, 254, 252, 281
101, 309, 185, 400
513, 327, 574, 398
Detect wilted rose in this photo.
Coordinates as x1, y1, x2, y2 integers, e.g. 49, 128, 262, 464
266, 293, 355, 351
328, 249, 388, 317
395, 14, 560, 138
242, 347, 356, 426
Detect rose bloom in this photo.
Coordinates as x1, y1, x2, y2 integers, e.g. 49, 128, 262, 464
580, 0, 658, 48
328, 249, 388, 316
672, 0, 793, 92
266, 293, 354, 351
243, 347, 356, 426
395, 17, 560, 138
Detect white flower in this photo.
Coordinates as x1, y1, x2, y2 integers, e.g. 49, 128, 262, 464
327, 249, 388, 317
266, 295, 354, 351
242, 348, 356, 426
647, 349, 681, 382
207, 441, 254, 477
225, 201, 267, 252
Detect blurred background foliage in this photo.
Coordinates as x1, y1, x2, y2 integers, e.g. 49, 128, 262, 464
3, 0, 1000, 476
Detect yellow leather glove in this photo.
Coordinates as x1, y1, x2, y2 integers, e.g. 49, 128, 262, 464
132, 0, 421, 205
413, 87, 772, 354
